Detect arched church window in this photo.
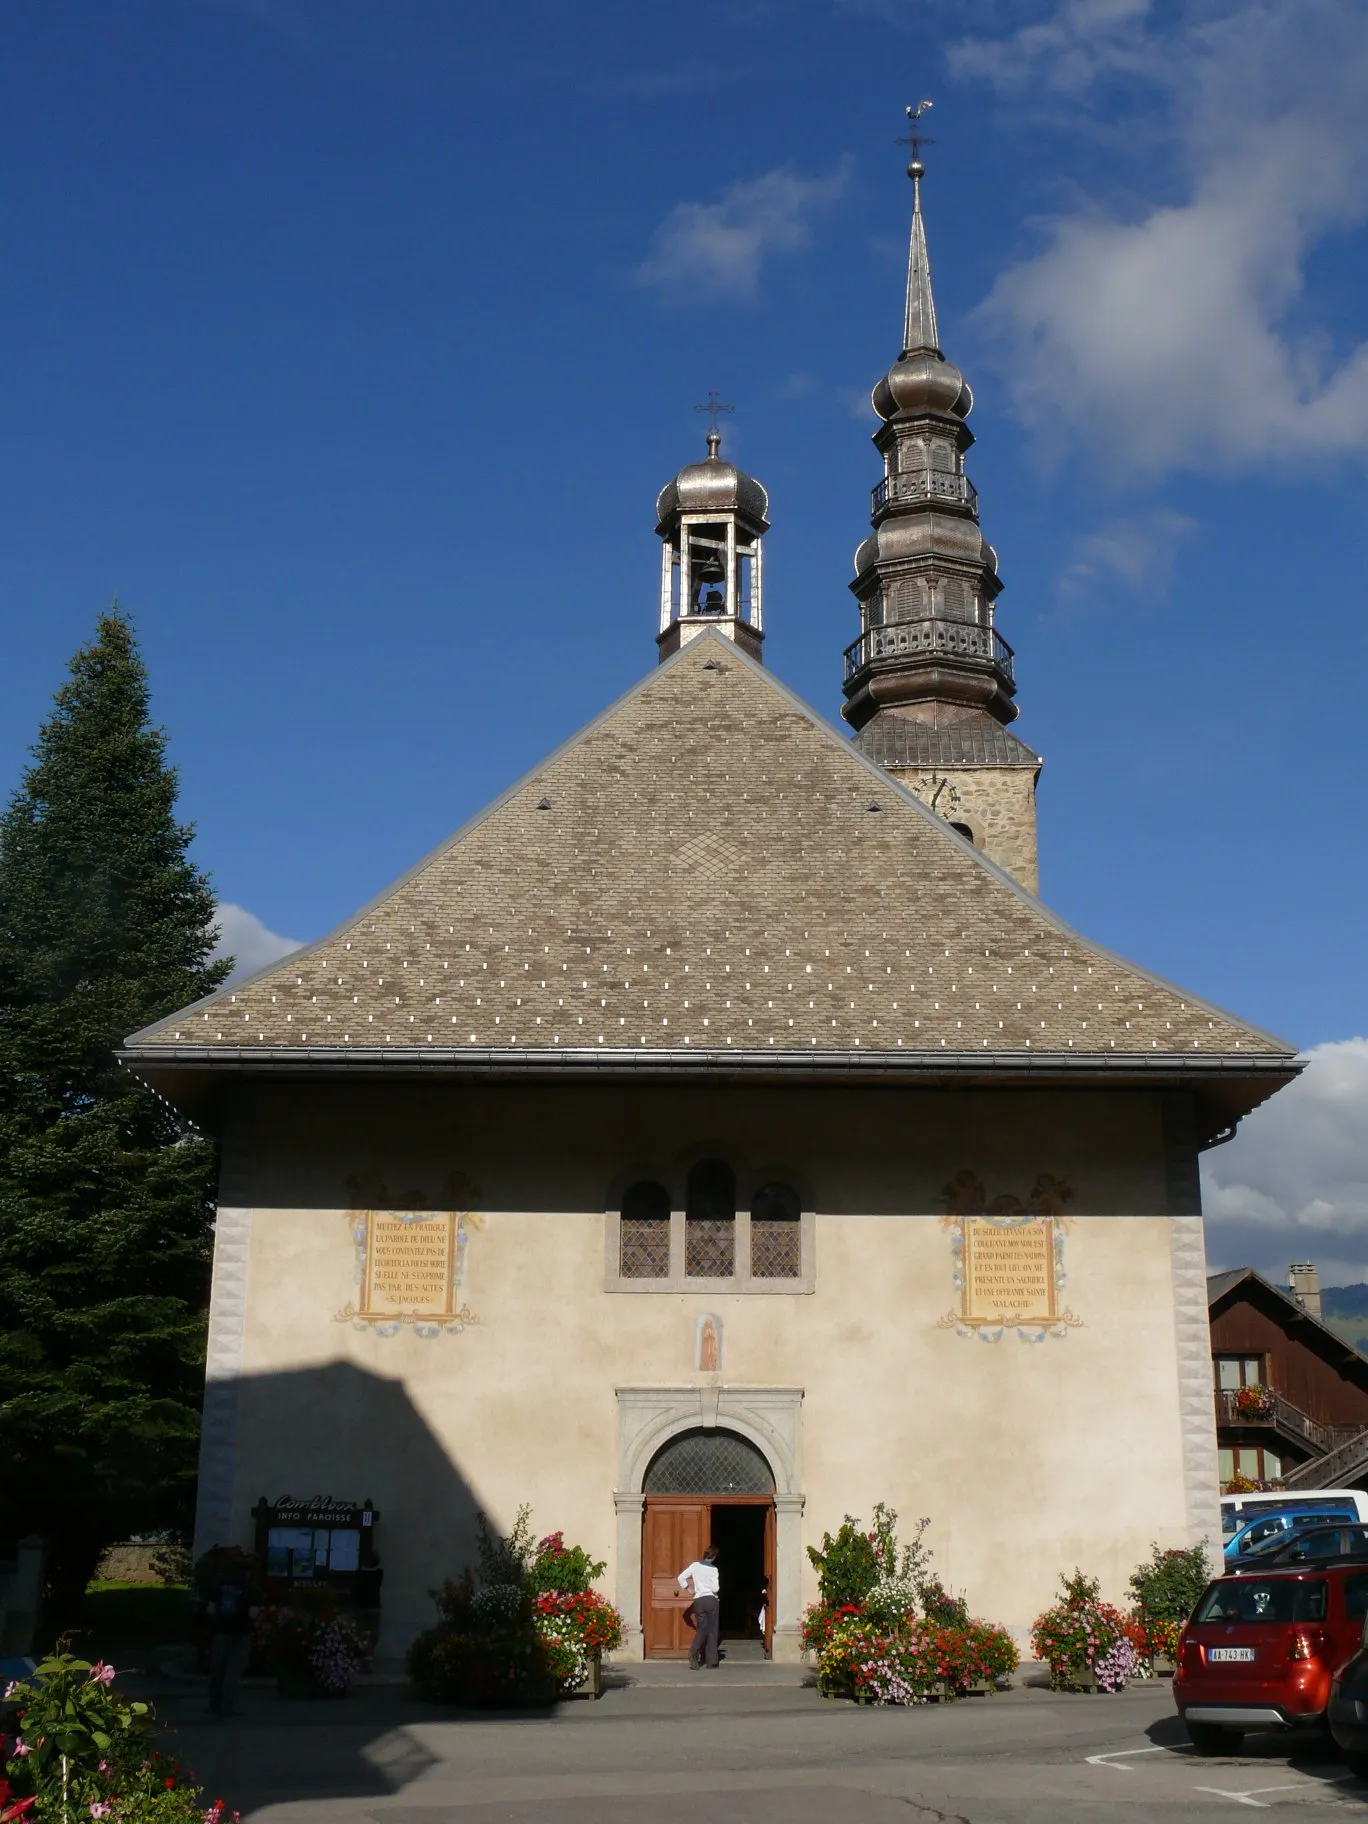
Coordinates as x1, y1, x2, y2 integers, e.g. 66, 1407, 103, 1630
949, 822, 975, 844
620, 1180, 671, 1279
644, 1428, 775, 1496
750, 1182, 801, 1279
686, 1159, 736, 1278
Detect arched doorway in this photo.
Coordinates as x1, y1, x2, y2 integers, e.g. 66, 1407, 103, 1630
640, 1429, 775, 1659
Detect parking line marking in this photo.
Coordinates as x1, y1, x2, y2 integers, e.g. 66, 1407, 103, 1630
1086, 1745, 1195, 1770
1194, 1773, 1357, 1808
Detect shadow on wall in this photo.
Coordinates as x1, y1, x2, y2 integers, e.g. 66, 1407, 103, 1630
203, 1360, 486, 1660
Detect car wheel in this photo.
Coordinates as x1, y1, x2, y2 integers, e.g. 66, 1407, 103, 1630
1187, 1722, 1244, 1756
1343, 1751, 1368, 1780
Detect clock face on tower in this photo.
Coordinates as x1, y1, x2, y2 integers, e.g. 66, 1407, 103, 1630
913, 772, 964, 819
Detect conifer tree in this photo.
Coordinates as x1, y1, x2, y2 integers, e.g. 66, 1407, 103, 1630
0, 608, 230, 1615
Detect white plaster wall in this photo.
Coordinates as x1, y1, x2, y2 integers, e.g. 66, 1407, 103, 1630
204, 1080, 1212, 1656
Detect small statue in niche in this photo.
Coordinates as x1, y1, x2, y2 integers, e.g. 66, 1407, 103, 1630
696, 1313, 722, 1374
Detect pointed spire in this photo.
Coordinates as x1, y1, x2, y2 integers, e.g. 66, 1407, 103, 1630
902, 102, 940, 358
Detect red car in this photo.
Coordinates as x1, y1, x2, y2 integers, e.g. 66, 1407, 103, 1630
1174, 1563, 1368, 1754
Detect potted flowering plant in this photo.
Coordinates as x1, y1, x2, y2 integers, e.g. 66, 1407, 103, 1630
802, 1505, 1017, 1706
1126, 1542, 1209, 1675
254, 1587, 370, 1697
1030, 1570, 1137, 1692
3, 1652, 240, 1823
408, 1509, 625, 1707
1234, 1384, 1276, 1419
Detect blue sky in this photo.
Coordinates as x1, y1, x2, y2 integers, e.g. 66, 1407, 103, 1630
3, 0, 1366, 1277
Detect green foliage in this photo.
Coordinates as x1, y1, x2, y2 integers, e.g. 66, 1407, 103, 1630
2, 1652, 151, 1811
410, 1507, 622, 1706
0, 610, 227, 1607
919, 1575, 971, 1629
808, 1503, 933, 1611
2, 1651, 237, 1822
807, 1517, 880, 1608
526, 1531, 606, 1597
1127, 1541, 1212, 1627
474, 1505, 536, 1589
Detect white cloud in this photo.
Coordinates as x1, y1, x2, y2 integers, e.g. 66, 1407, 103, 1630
949, 0, 1155, 96
211, 902, 302, 985
953, 0, 1368, 475
1202, 1038, 1368, 1286
1057, 506, 1198, 600
636, 162, 850, 303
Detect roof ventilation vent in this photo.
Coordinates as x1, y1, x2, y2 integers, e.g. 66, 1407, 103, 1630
866, 802, 885, 813
536, 798, 551, 811
702, 658, 720, 671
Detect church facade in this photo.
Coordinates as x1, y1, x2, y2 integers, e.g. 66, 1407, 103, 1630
122, 151, 1298, 1661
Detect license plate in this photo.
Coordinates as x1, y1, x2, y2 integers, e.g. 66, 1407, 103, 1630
1208, 1647, 1256, 1663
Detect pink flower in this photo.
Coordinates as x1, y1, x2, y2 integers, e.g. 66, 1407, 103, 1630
90, 1805, 111, 1819
89, 1664, 116, 1687
11, 1743, 30, 1760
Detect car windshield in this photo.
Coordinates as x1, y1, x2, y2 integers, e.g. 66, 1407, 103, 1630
1194, 1579, 1328, 1624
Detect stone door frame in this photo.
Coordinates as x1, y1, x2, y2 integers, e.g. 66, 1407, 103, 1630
613, 1385, 804, 1662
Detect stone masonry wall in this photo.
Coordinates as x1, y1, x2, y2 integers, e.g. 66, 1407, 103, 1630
887, 764, 1040, 895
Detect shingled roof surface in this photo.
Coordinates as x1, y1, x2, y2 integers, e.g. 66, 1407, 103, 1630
127, 634, 1292, 1064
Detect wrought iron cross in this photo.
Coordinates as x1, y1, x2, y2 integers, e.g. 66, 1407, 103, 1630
694, 391, 735, 452
897, 98, 935, 161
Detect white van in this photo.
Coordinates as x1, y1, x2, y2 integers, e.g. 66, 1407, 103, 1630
1220, 1488, 1368, 1539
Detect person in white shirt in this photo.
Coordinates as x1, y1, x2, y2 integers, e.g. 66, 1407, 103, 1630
678, 1545, 721, 1668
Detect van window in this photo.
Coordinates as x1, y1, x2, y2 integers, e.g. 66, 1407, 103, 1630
1345, 1574, 1368, 1620
1195, 1580, 1328, 1625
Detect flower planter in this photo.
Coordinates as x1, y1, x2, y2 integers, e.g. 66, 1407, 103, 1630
1151, 1654, 1175, 1678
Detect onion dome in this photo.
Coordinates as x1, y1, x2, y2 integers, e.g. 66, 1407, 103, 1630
655, 429, 770, 532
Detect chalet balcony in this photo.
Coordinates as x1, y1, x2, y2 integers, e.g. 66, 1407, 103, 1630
1214, 1387, 1364, 1457
843, 616, 1015, 687
872, 470, 978, 515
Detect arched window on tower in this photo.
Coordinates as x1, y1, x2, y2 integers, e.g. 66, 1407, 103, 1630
750, 1182, 801, 1279
941, 577, 973, 622
949, 821, 975, 844
620, 1180, 671, 1279
686, 1159, 736, 1278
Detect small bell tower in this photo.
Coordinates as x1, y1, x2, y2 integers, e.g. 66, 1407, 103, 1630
655, 398, 769, 663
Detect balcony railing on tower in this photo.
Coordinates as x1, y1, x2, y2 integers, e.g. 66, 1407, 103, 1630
872, 470, 978, 515
844, 616, 1015, 686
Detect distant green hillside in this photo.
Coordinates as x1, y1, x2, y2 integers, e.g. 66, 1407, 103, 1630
1323, 1285, 1368, 1356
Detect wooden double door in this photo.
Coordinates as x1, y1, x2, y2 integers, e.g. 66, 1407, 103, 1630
641, 1494, 775, 1658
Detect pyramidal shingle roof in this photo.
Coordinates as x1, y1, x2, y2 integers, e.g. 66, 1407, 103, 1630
123, 633, 1296, 1108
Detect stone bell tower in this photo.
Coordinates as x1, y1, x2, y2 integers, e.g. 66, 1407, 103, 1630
842, 113, 1041, 892
655, 412, 769, 664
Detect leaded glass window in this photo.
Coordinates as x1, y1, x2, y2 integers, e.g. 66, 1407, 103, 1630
620, 1180, 670, 1279
686, 1159, 735, 1277
644, 1428, 774, 1495
750, 1182, 800, 1278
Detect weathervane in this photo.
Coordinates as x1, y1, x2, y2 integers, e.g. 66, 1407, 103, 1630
694, 389, 734, 456
897, 99, 935, 176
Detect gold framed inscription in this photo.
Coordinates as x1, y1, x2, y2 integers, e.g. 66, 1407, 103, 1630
336, 1172, 481, 1338
962, 1217, 1057, 1327
360, 1212, 458, 1321
937, 1172, 1082, 1341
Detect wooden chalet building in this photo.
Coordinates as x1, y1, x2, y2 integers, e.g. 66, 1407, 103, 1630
1209, 1267, 1368, 1493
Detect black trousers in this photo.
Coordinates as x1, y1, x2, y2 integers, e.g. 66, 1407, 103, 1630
689, 1593, 720, 1667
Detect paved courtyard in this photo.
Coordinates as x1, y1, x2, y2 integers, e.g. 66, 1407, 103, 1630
150, 1665, 1368, 1823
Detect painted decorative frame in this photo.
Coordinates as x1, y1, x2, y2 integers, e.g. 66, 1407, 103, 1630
936, 1171, 1083, 1343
